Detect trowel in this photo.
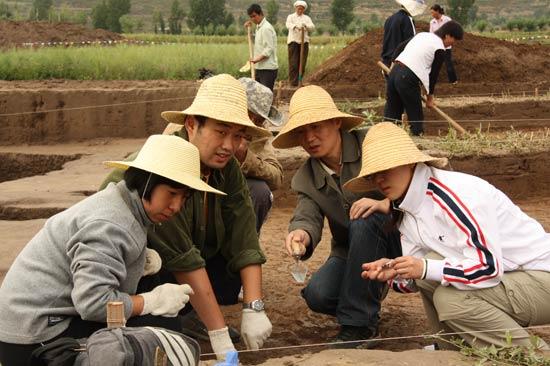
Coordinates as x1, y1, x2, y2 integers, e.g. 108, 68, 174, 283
289, 239, 308, 283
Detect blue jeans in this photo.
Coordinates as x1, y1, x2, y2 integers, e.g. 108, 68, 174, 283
301, 214, 401, 327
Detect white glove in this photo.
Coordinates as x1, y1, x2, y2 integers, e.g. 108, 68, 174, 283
208, 327, 236, 360
140, 283, 193, 317
241, 309, 272, 350
143, 248, 162, 276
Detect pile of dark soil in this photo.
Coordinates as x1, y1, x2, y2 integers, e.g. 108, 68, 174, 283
306, 23, 550, 97
0, 20, 124, 48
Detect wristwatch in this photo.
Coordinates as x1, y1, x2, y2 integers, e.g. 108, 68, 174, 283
242, 299, 265, 312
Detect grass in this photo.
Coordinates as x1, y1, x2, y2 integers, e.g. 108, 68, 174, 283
126, 34, 357, 46
0, 40, 346, 80
473, 30, 550, 45
417, 126, 550, 157
438, 333, 550, 366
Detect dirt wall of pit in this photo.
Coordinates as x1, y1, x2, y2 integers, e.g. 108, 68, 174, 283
0, 81, 199, 145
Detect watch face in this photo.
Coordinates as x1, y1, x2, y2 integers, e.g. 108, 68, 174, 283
251, 299, 264, 311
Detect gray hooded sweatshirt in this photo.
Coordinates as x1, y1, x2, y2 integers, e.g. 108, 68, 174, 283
0, 181, 152, 344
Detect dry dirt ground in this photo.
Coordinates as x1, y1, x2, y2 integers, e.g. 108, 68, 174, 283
1, 136, 549, 366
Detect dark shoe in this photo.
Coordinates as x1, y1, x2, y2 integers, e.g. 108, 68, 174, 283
331, 325, 380, 349
180, 310, 241, 343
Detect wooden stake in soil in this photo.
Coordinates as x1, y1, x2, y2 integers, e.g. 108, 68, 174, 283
401, 113, 409, 129
107, 301, 126, 328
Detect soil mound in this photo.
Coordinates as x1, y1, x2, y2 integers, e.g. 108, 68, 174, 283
307, 23, 550, 94
0, 20, 124, 48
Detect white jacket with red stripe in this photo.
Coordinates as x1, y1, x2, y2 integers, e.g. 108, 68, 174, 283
392, 163, 550, 292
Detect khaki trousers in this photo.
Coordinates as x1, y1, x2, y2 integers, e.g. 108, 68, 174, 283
416, 253, 550, 350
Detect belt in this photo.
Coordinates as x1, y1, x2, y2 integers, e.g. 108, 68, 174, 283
394, 60, 407, 68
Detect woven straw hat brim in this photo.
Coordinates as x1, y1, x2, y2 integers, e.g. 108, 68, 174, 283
343, 122, 448, 192
161, 110, 271, 138
272, 110, 363, 149
343, 155, 447, 192
104, 135, 225, 195
105, 160, 225, 195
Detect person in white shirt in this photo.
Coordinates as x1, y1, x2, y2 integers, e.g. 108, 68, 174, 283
286, 1, 315, 86
383, 21, 463, 136
245, 4, 279, 91
345, 122, 550, 350
430, 4, 458, 83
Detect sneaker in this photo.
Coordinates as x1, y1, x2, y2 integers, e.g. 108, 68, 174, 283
331, 325, 381, 349
180, 310, 241, 343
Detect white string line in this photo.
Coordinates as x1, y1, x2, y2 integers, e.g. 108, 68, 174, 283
199, 324, 550, 358
0, 96, 196, 117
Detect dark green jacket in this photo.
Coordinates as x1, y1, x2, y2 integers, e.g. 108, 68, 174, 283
289, 129, 383, 260
100, 130, 266, 273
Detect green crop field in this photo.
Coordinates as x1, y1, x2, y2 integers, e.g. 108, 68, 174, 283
0, 37, 348, 80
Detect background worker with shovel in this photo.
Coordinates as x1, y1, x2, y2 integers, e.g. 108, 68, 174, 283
383, 21, 464, 136
245, 4, 278, 91
286, 1, 315, 87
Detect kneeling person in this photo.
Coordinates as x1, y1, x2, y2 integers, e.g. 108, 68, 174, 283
272, 86, 402, 347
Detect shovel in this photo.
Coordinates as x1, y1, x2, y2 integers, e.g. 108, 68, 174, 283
240, 25, 256, 79
298, 26, 305, 87
376, 61, 467, 135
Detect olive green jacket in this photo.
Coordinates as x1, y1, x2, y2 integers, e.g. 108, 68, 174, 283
289, 129, 383, 260
100, 130, 266, 273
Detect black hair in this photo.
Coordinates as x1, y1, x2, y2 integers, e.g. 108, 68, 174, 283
434, 20, 464, 41
247, 4, 263, 16
124, 167, 189, 201
430, 4, 444, 14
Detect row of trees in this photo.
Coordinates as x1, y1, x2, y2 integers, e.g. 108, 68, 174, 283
1, 0, 548, 36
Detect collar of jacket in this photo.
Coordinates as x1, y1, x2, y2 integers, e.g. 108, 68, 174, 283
115, 180, 154, 228
397, 162, 432, 214
257, 17, 267, 29
311, 130, 362, 190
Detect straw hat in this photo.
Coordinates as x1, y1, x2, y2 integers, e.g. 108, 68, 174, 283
343, 122, 448, 192
272, 85, 363, 149
104, 135, 225, 195
238, 77, 283, 127
161, 74, 271, 138
294, 0, 307, 9
396, 0, 427, 17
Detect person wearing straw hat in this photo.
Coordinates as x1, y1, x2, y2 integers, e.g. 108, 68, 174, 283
286, 1, 315, 87
245, 4, 279, 91
272, 86, 402, 348
100, 74, 273, 360
346, 122, 550, 350
384, 20, 464, 136
381, 0, 427, 68
161, 76, 283, 234
0, 135, 218, 365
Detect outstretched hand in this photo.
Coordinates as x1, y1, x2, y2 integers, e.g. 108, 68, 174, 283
361, 258, 397, 282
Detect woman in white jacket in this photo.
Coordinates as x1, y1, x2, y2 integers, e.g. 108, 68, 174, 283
344, 122, 550, 350
0, 135, 224, 365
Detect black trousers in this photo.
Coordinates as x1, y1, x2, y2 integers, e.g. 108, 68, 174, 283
445, 49, 457, 83
288, 42, 309, 86
383, 63, 424, 136
255, 69, 278, 92
0, 315, 182, 366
